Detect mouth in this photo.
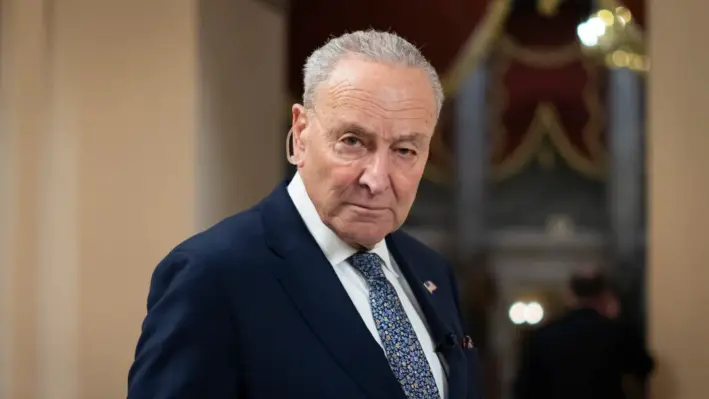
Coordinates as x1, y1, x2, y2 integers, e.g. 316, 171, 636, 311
349, 204, 389, 212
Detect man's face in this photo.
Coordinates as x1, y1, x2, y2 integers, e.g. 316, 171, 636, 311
291, 57, 437, 247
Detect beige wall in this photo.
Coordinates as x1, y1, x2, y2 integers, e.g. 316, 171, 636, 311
197, 0, 285, 228
648, 1, 709, 399
0, 0, 284, 398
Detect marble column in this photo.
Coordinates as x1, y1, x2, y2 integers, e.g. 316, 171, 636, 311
649, 1, 709, 398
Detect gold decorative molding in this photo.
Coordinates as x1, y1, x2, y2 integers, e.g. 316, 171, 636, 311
486, 36, 607, 181
424, 0, 514, 184
545, 56, 607, 180
441, 0, 513, 96
490, 105, 550, 180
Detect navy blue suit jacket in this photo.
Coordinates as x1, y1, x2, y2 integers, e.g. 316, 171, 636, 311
128, 180, 481, 398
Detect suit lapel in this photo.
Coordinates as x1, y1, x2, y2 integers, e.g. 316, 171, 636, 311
387, 233, 468, 399
261, 183, 406, 399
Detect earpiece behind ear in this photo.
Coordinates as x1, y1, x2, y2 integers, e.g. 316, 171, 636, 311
285, 128, 297, 165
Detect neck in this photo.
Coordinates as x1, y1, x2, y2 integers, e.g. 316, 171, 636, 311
352, 243, 374, 252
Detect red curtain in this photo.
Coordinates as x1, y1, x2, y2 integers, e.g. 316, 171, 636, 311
287, 0, 493, 99
489, 4, 606, 179
427, 2, 608, 181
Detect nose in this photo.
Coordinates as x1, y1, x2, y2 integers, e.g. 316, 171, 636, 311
358, 150, 391, 195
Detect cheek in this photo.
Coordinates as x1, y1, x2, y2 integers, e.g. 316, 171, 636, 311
317, 166, 362, 209
391, 172, 422, 205
326, 166, 362, 192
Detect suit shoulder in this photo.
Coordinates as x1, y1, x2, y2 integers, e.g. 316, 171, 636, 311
157, 205, 268, 277
183, 207, 262, 250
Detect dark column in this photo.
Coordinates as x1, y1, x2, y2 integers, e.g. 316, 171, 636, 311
608, 67, 644, 266
453, 61, 489, 263
607, 67, 647, 395
453, 62, 497, 398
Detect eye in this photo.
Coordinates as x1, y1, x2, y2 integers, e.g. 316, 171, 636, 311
342, 135, 363, 147
395, 147, 417, 157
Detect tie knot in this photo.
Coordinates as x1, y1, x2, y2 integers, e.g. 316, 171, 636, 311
348, 251, 386, 281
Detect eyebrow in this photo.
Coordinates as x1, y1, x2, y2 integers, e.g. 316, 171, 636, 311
334, 122, 428, 145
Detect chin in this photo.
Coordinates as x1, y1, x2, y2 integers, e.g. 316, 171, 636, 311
327, 207, 400, 246
335, 222, 392, 248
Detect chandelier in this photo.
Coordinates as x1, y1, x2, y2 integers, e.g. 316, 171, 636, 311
576, 6, 648, 72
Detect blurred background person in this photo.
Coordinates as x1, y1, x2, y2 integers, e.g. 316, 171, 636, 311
514, 268, 654, 399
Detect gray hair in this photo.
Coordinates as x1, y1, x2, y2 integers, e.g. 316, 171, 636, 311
302, 30, 444, 117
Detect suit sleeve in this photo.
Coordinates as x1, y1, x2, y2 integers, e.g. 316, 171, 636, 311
127, 251, 239, 399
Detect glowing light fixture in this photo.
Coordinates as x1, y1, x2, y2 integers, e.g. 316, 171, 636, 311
576, 7, 647, 72
509, 302, 527, 325
525, 302, 544, 325
509, 301, 545, 325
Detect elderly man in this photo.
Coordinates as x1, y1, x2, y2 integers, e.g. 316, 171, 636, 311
128, 30, 481, 399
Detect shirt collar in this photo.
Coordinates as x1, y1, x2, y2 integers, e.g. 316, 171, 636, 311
287, 172, 397, 276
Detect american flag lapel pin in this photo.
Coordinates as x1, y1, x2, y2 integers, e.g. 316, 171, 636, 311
423, 280, 437, 294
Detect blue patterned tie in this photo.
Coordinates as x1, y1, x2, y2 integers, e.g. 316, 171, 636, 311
348, 252, 441, 399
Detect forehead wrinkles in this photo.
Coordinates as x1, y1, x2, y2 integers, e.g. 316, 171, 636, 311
319, 80, 435, 123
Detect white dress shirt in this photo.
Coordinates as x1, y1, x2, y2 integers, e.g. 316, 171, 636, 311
287, 172, 447, 398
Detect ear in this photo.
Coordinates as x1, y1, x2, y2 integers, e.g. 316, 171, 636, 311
291, 104, 309, 167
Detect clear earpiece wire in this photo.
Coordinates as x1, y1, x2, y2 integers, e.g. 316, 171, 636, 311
285, 128, 297, 165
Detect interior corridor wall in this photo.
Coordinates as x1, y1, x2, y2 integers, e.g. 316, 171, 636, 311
197, 0, 285, 229
648, 1, 709, 398
0, 0, 285, 398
